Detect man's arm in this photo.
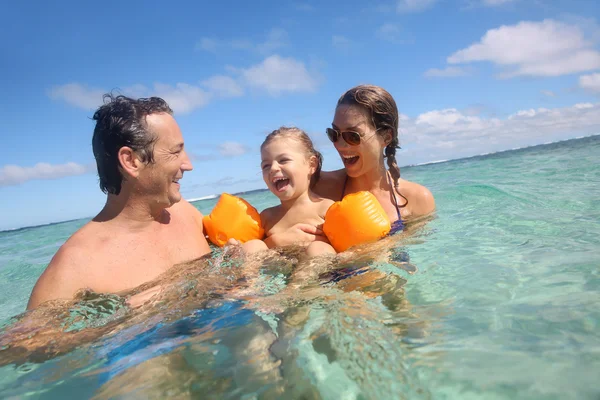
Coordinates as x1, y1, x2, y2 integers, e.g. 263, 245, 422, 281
27, 246, 84, 310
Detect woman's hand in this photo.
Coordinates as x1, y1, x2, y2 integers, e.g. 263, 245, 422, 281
263, 223, 329, 248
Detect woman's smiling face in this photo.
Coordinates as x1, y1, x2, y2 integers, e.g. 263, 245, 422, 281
331, 104, 388, 178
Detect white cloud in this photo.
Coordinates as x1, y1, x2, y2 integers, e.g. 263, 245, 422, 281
332, 35, 351, 49
398, 102, 600, 164
189, 153, 218, 162
376, 24, 402, 42
51, 56, 320, 113
218, 141, 249, 157
579, 72, 600, 93
238, 55, 319, 96
414, 109, 497, 133
0, 162, 93, 187
201, 75, 244, 98
447, 19, 600, 78
50, 82, 211, 114
195, 28, 289, 55
482, 0, 517, 6
396, 0, 437, 13
125, 83, 211, 114
424, 66, 470, 77
48, 83, 105, 110
152, 83, 211, 114
256, 28, 290, 55
196, 38, 219, 52
294, 2, 314, 11
202, 176, 260, 188
190, 141, 251, 163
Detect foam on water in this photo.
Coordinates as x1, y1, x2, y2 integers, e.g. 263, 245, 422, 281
0, 135, 599, 399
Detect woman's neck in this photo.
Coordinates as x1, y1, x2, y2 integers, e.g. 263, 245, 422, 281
348, 164, 390, 193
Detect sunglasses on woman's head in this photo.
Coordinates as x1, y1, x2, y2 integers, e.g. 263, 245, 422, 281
326, 128, 362, 146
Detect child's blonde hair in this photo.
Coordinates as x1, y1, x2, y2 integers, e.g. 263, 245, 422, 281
261, 127, 323, 189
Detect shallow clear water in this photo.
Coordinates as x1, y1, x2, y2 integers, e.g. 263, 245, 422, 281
0, 136, 599, 399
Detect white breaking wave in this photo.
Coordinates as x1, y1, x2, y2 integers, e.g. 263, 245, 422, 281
411, 159, 449, 167
186, 194, 218, 202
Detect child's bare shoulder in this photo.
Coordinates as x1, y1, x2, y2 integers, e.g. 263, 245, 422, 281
260, 205, 282, 231
320, 197, 335, 208
313, 194, 335, 217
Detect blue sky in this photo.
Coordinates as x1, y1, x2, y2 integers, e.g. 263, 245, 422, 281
1, 0, 599, 230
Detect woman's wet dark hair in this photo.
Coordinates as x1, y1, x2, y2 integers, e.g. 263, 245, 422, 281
261, 127, 323, 189
92, 94, 173, 195
337, 84, 407, 206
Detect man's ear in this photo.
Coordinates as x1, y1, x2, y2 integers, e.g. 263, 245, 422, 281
118, 147, 141, 178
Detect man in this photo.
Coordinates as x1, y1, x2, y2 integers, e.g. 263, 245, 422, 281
27, 95, 211, 309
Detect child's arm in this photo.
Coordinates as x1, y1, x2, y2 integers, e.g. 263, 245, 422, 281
240, 208, 273, 253
304, 198, 336, 256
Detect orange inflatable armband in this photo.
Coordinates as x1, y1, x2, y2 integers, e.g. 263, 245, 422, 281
202, 193, 264, 247
323, 191, 391, 252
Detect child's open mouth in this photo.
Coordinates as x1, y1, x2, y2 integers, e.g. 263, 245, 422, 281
273, 177, 290, 192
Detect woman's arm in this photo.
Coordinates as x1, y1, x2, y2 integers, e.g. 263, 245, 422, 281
397, 179, 436, 217
263, 223, 329, 248
312, 169, 346, 201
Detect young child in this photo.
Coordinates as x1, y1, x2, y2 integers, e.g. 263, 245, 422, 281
242, 127, 336, 257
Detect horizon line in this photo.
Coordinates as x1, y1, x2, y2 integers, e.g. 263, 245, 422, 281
2, 133, 598, 233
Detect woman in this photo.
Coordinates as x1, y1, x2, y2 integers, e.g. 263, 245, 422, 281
264, 84, 435, 248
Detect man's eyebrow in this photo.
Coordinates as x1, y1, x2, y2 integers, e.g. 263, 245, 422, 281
170, 143, 184, 151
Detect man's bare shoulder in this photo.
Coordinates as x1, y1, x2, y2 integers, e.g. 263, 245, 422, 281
27, 225, 98, 309
397, 179, 435, 216
46, 222, 104, 271
171, 199, 204, 218
169, 200, 206, 231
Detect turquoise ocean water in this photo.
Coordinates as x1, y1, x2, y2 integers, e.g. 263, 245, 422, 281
0, 136, 598, 399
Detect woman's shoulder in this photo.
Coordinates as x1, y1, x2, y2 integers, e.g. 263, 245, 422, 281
314, 169, 346, 201
396, 178, 435, 217
320, 169, 347, 180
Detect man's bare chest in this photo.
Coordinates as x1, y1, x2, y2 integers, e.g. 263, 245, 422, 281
87, 222, 209, 291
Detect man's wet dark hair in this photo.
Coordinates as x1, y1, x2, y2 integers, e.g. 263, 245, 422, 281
92, 94, 173, 195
